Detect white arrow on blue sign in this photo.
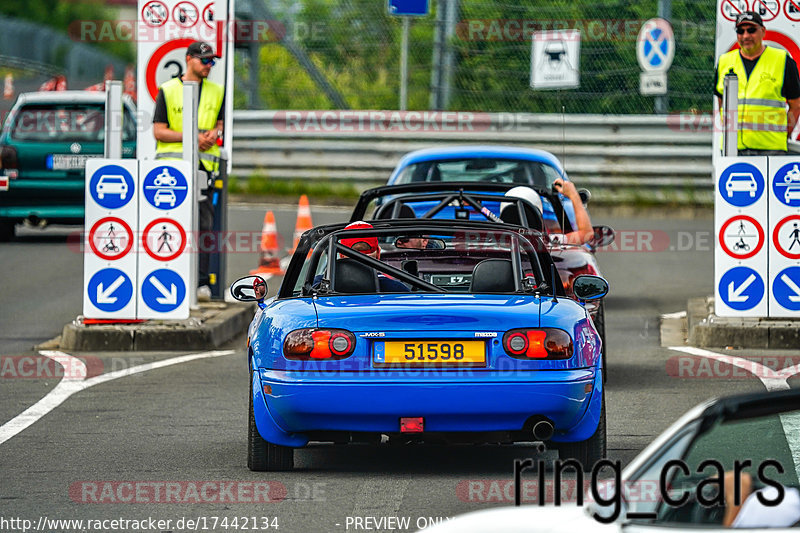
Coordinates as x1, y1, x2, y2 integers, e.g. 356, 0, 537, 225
141, 269, 186, 312
772, 266, 800, 311
719, 266, 765, 311
87, 268, 134, 312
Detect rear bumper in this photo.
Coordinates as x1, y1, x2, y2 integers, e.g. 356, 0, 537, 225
253, 368, 602, 447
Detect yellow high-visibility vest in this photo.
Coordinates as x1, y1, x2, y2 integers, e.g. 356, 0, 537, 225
155, 77, 224, 172
716, 46, 788, 151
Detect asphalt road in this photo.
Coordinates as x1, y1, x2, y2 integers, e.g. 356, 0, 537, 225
0, 204, 796, 533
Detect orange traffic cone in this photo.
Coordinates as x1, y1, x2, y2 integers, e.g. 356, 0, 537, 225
250, 211, 284, 275
3, 74, 14, 100
288, 194, 313, 254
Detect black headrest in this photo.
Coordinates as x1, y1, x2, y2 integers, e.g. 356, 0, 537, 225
499, 204, 543, 231
470, 259, 516, 293
374, 202, 416, 220
333, 258, 379, 294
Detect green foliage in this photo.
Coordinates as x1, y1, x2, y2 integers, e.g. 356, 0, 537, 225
0, 0, 133, 61
247, 0, 715, 113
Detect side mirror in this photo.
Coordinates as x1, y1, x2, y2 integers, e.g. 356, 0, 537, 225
578, 188, 591, 205
573, 275, 608, 300
591, 225, 615, 248
230, 275, 268, 302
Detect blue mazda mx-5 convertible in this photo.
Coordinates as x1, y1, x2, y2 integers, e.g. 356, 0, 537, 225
230, 219, 609, 471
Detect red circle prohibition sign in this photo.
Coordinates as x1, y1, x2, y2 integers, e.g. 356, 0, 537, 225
753, 0, 780, 21
719, 215, 765, 259
785, 0, 800, 21
773, 214, 800, 259
89, 217, 134, 261
141, 0, 168, 27
142, 218, 187, 262
729, 30, 800, 67
721, 0, 746, 21
145, 38, 195, 101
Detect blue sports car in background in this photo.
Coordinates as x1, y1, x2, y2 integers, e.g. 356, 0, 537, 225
231, 219, 609, 471
386, 145, 578, 228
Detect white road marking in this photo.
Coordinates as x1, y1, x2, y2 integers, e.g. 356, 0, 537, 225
0, 349, 234, 446
668, 346, 800, 481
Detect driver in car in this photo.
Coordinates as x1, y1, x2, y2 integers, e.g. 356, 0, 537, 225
723, 471, 800, 528
316, 221, 410, 292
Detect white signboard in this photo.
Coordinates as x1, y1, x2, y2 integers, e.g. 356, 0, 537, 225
768, 156, 800, 316
137, 160, 193, 319
530, 30, 580, 90
640, 71, 668, 96
715, 0, 800, 80
83, 159, 139, 319
714, 157, 769, 316
136, 0, 234, 171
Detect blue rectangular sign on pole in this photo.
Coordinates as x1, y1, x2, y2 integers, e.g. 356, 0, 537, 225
388, 0, 429, 16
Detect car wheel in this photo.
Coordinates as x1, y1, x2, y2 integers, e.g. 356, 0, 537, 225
594, 300, 607, 383
555, 394, 606, 471
0, 220, 14, 242
248, 377, 293, 472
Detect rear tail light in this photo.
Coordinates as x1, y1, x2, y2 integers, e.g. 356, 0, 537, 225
283, 328, 356, 360
502, 328, 573, 359
562, 263, 598, 292
1, 145, 18, 177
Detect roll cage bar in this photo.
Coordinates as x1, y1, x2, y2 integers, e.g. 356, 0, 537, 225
278, 219, 556, 299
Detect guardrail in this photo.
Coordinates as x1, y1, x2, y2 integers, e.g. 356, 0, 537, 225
230, 111, 718, 202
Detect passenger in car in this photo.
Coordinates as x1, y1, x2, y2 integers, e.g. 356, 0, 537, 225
503, 179, 594, 245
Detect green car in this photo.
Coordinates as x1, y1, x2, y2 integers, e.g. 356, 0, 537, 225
0, 91, 137, 241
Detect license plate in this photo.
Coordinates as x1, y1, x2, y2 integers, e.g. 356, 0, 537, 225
49, 154, 97, 170
375, 340, 485, 365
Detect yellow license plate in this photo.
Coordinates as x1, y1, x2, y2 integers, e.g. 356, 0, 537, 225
377, 340, 485, 365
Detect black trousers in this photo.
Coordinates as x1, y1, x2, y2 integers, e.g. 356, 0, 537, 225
198, 166, 216, 287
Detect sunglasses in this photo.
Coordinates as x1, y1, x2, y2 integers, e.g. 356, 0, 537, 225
736, 26, 759, 34
194, 56, 216, 66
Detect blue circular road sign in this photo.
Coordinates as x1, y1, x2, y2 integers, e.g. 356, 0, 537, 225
141, 269, 186, 312
719, 266, 764, 311
87, 268, 133, 312
772, 266, 800, 311
88, 165, 135, 209
718, 162, 765, 207
142, 165, 189, 210
771, 162, 800, 207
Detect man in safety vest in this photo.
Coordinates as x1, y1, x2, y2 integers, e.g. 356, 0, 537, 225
152, 40, 225, 298
714, 12, 800, 155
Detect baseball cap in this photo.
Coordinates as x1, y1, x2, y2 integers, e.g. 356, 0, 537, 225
340, 221, 379, 254
186, 41, 220, 59
735, 11, 764, 27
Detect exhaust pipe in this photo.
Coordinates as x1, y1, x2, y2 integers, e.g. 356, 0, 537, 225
532, 420, 554, 441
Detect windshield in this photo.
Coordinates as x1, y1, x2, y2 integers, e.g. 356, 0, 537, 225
9, 103, 136, 142
396, 158, 563, 189
622, 405, 800, 527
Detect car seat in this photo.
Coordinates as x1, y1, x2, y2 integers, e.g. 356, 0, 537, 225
374, 202, 417, 219
333, 258, 380, 293
469, 259, 516, 293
